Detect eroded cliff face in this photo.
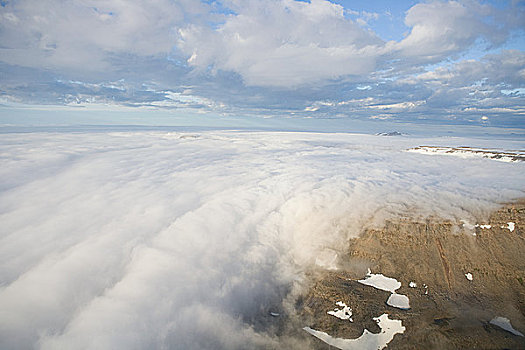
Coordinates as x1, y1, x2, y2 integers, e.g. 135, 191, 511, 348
297, 201, 525, 349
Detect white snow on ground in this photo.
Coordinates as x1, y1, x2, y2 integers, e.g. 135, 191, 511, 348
490, 317, 524, 337
386, 293, 410, 310
462, 221, 491, 229
358, 270, 401, 293
465, 273, 473, 281
461, 221, 491, 235
304, 314, 405, 350
409, 282, 417, 288
327, 302, 353, 321
358, 270, 410, 310
501, 222, 515, 232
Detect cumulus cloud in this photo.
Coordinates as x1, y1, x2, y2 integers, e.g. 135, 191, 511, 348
392, 0, 506, 62
0, 130, 524, 349
176, 0, 522, 87
0, 0, 209, 72
177, 0, 384, 87
4, 0, 518, 83
0, 0, 523, 127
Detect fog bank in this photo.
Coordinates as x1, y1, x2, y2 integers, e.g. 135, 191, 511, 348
0, 131, 523, 349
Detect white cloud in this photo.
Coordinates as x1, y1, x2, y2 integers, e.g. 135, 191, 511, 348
0, 0, 209, 71
177, 0, 384, 87
392, 0, 508, 62
387, 50, 525, 123
0, 0, 523, 126
147, 90, 220, 109
463, 107, 525, 114
501, 88, 525, 96
408, 50, 525, 86
0, 130, 524, 349
176, 0, 522, 87
367, 100, 426, 111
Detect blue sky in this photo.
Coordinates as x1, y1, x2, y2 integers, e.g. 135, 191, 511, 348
0, 0, 524, 130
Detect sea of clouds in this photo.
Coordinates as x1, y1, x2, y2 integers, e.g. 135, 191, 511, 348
0, 130, 524, 349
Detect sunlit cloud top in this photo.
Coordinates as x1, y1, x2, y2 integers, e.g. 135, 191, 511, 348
0, 0, 524, 127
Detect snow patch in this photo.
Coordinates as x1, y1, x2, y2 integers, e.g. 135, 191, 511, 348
358, 270, 410, 311
461, 220, 492, 235
490, 317, 524, 337
386, 293, 410, 310
358, 269, 401, 293
409, 282, 417, 288
462, 221, 491, 229
501, 222, 515, 232
304, 314, 405, 350
327, 301, 353, 322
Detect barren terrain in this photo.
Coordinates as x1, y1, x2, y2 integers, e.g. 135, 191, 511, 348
298, 201, 525, 349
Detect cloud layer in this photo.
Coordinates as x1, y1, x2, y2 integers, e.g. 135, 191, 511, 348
179, 0, 520, 87
0, 130, 524, 349
0, 0, 524, 127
